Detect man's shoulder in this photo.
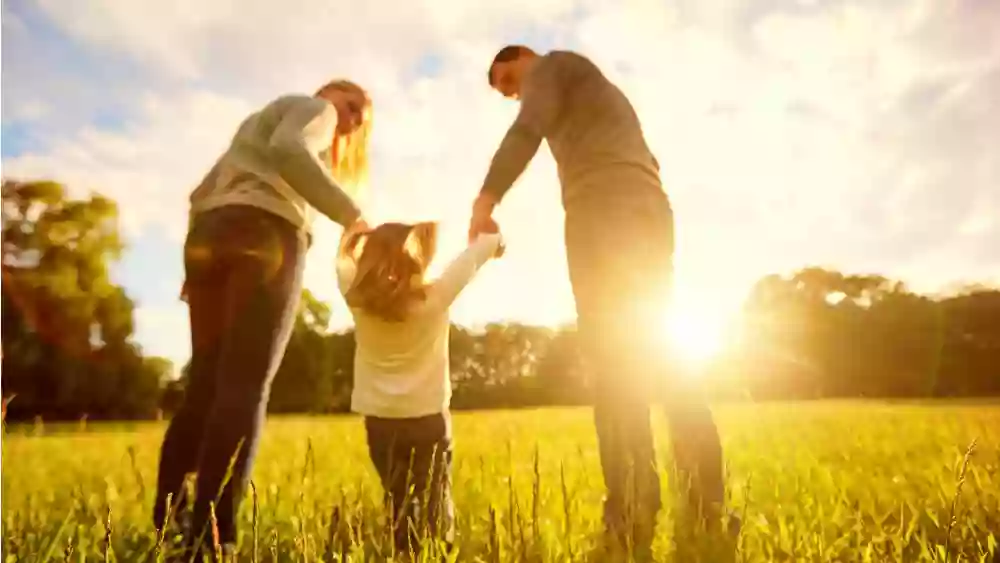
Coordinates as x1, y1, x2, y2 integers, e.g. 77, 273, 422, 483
546, 49, 585, 58
540, 50, 602, 78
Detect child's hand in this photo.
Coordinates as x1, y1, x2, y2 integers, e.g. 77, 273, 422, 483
478, 219, 504, 258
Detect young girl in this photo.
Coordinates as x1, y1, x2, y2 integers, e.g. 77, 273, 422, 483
336, 220, 503, 554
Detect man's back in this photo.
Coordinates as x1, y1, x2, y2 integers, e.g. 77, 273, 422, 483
529, 51, 663, 207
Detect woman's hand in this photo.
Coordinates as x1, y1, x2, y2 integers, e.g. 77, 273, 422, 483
347, 217, 370, 236
339, 217, 370, 261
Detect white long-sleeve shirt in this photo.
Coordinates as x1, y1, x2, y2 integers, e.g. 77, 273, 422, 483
189, 95, 362, 233
336, 234, 502, 418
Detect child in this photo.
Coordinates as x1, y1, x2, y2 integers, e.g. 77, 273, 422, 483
336, 220, 503, 555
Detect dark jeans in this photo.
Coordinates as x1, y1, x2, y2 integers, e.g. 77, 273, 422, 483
564, 193, 725, 535
364, 412, 455, 554
153, 205, 306, 547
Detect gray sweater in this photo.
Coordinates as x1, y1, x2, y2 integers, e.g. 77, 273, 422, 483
189, 95, 362, 232
480, 50, 664, 211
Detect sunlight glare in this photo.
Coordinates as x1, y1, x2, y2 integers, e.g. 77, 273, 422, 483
662, 299, 727, 368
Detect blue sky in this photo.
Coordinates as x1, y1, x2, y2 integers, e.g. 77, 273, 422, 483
4, 0, 1000, 372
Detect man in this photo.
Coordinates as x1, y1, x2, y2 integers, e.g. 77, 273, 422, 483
469, 45, 729, 549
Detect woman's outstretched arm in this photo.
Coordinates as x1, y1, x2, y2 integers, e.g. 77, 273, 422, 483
269, 96, 362, 228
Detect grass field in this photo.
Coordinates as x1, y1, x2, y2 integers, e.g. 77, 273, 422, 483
3, 403, 999, 562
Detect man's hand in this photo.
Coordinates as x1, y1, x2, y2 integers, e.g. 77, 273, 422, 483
468, 194, 506, 258
468, 193, 499, 243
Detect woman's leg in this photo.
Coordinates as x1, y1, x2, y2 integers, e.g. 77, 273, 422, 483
153, 224, 228, 532
187, 207, 306, 549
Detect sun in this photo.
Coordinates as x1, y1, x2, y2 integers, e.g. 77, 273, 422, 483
661, 300, 727, 367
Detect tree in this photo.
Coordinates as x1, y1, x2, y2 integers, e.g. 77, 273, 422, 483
937, 289, 1000, 396
730, 268, 999, 400
534, 326, 588, 405
269, 290, 344, 413
1, 179, 164, 420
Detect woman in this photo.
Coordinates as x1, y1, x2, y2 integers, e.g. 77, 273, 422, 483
153, 79, 373, 556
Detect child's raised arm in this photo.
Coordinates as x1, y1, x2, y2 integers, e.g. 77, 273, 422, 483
424, 233, 503, 312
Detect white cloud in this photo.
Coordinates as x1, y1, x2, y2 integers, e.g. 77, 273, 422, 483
5, 89, 254, 239
5, 100, 51, 123
5, 0, 1000, 367
31, 0, 581, 95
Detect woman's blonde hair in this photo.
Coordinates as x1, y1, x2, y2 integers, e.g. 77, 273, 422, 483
339, 222, 438, 322
317, 79, 372, 190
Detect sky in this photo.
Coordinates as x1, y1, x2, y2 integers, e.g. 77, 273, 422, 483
3, 0, 999, 372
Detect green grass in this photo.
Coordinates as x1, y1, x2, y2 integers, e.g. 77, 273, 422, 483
3, 403, 999, 562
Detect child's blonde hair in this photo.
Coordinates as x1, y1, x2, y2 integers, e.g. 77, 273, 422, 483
317, 79, 372, 191
339, 222, 438, 322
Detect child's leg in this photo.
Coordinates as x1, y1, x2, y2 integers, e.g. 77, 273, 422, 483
365, 417, 418, 553
367, 414, 454, 554
423, 413, 455, 545
365, 416, 405, 512
401, 412, 454, 552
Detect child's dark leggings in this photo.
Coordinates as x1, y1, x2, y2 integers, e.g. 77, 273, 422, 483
364, 412, 455, 554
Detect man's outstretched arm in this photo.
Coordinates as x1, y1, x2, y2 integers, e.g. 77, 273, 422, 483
478, 54, 562, 206
478, 125, 542, 206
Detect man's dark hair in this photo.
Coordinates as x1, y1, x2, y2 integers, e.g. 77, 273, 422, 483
488, 45, 534, 86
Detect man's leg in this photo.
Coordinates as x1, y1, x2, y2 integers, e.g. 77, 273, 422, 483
584, 320, 661, 536
664, 380, 725, 519
565, 204, 662, 545
638, 195, 727, 524
189, 209, 305, 549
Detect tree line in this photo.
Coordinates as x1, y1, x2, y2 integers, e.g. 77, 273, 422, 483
3, 180, 998, 422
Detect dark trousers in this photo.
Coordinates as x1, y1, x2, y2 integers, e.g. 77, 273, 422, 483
153, 205, 306, 546
364, 412, 455, 554
564, 193, 725, 535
